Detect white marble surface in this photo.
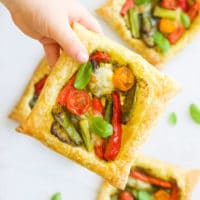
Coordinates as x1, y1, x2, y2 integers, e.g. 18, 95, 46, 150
0, 1, 200, 199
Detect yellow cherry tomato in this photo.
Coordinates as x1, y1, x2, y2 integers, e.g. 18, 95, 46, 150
112, 66, 135, 91
154, 190, 170, 200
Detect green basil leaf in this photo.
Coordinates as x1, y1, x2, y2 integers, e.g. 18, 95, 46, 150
51, 192, 62, 200
169, 112, 177, 126
89, 117, 113, 138
190, 104, 200, 124
74, 61, 92, 90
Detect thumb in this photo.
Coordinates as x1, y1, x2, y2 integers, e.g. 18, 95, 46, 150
50, 22, 89, 63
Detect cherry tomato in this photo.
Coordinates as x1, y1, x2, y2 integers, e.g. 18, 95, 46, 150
57, 75, 76, 106
119, 191, 134, 200
66, 89, 90, 115
154, 190, 170, 200
112, 66, 135, 91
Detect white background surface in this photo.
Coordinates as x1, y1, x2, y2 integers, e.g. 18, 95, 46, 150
0, 1, 200, 199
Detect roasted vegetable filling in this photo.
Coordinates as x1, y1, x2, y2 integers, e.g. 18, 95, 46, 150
110, 169, 179, 200
29, 75, 48, 109
51, 51, 137, 161
121, 0, 199, 52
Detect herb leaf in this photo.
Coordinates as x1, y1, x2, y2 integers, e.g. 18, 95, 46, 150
51, 192, 62, 200
169, 112, 177, 126
190, 104, 200, 124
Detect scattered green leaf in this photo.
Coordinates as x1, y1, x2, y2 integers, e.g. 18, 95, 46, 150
190, 104, 200, 124
51, 192, 62, 200
169, 112, 177, 126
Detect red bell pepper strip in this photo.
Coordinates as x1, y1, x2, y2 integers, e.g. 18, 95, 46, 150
94, 141, 105, 159
161, 0, 178, 10
120, 0, 134, 16
187, 2, 199, 22
89, 52, 110, 63
130, 170, 173, 188
177, 0, 188, 11
168, 25, 185, 44
35, 75, 48, 96
119, 191, 134, 200
57, 74, 76, 105
104, 91, 122, 161
170, 184, 179, 200
92, 98, 104, 116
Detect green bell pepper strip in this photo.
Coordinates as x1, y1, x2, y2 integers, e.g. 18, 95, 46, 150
137, 190, 153, 200
104, 100, 113, 123
74, 61, 92, 90
89, 117, 113, 138
153, 31, 170, 53
128, 8, 140, 38
153, 6, 179, 20
79, 119, 93, 151
141, 15, 152, 34
181, 12, 191, 28
52, 106, 83, 145
122, 86, 136, 124
135, 0, 150, 5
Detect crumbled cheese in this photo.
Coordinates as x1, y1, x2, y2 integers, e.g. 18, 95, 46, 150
89, 64, 114, 97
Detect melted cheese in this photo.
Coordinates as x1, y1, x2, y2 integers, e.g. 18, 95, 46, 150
89, 64, 114, 97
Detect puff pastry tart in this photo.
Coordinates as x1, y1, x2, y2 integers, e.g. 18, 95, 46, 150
98, 154, 200, 200
9, 58, 50, 123
97, 0, 200, 67
17, 23, 179, 189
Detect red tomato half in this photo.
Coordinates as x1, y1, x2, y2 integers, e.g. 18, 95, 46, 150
57, 74, 76, 106
66, 89, 90, 115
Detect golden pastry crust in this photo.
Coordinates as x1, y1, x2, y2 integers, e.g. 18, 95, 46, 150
9, 58, 50, 124
97, 154, 200, 200
17, 23, 179, 189
96, 0, 200, 68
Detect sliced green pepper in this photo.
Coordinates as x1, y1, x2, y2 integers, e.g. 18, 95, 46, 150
141, 15, 152, 34
153, 6, 179, 20
74, 61, 92, 90
52, 106, 83, 145
135, 0, 150, 5
153, 31, 170, 53
104, 99, 113, 123
79, 119, 93, 152
181, 12, 191, 28
89, 117, 113, 138
137, 190, 153, 200
128, 8, 140, 38
122, 86, 136, 124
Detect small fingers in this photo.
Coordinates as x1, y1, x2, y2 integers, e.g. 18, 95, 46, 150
42, 40, 60, 68
77, 9, 103, 34
51, 23, 88, 63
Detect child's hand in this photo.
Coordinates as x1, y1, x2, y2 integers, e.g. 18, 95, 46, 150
2, 0, 102, 67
